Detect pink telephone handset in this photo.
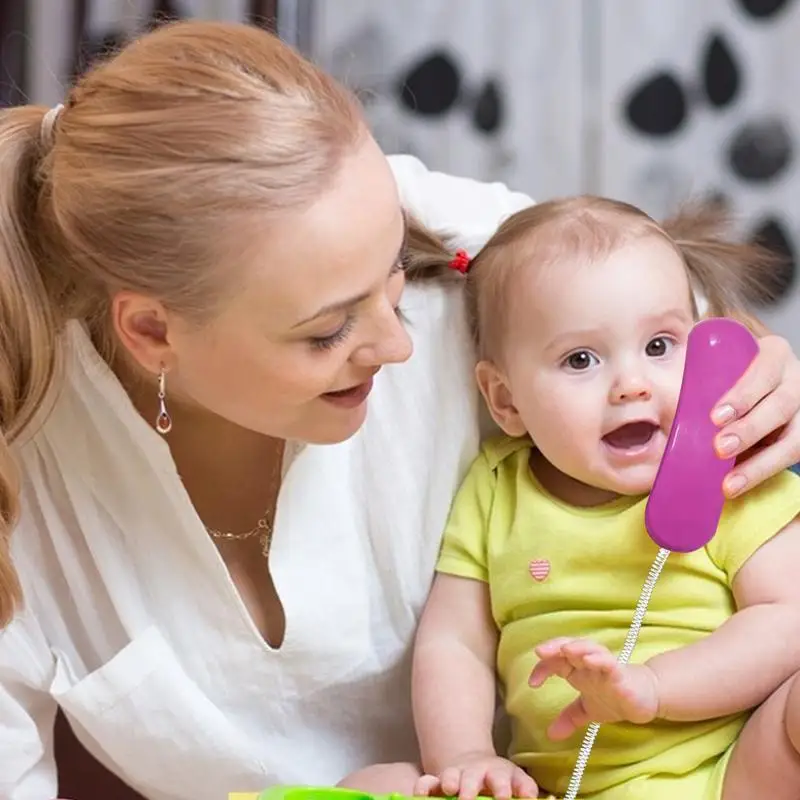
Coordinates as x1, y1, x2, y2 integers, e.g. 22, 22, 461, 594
646, 318, 760, 552
563, 318, 760, 800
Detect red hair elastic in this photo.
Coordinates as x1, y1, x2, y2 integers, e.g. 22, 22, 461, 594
448, 249, 471, 274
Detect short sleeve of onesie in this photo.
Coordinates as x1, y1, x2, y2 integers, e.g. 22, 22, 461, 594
706, 469, 800, 581
436, 450, 497, 583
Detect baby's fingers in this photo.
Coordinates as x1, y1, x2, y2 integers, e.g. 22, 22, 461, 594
567, 644, 617, 674
528, 655, 569, 687
548, 696, 590, 741
511, 767, 539, 798
482, 766, 513, 800
439, 767, 464, 797
413, 774, 441, 796
534, 636, 575, 658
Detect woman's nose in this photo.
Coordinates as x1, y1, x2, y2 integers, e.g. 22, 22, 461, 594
353, 311, 413, 367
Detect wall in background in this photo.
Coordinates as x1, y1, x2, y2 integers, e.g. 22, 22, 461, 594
308, 0, 800, 347
0, 1, 275, 107
1, 0, 798, 345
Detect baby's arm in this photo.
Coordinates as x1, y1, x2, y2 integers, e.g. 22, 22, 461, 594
412, 573, 537, 800
413, 573, 498, 766
649, 516, 800, 721
532, 515, 800, 739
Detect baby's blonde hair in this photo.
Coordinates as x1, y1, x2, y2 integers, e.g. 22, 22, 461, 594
0, 21, 364, 627
407, 196, 779, 360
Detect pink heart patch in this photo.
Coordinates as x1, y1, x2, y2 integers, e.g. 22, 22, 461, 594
529, 559, 550, 582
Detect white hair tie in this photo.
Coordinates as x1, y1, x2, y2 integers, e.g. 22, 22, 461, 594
40, 103, 64, 147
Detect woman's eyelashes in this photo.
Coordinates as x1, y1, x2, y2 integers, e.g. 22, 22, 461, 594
309, 263, 408, 352
310, 315, 356, 351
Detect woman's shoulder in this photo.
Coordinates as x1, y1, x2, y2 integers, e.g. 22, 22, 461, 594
387, 154, 533, 253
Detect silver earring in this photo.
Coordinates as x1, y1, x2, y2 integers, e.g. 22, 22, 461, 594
155, 367, 172, 435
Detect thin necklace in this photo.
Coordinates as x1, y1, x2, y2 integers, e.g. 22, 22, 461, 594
206, 452, 283, 558
207, 511, 274, 558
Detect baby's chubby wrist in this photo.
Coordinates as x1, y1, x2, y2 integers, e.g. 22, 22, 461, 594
638, 660, 665, 721
625, 662, 661, 724
426, 747, 498, 773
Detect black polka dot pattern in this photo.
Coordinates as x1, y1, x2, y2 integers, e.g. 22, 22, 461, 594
624, 72, 687, 137
472, 79, 504, 134
735, 0, 793, 20
728, 118, 793, 183
702, 33, 741, 108
622, 6, 797, 306
396, 51, 506, 136
397, 52, 461, 116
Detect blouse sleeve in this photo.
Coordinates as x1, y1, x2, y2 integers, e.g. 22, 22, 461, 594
0, 610, 59, 800
387, 155, 534, 254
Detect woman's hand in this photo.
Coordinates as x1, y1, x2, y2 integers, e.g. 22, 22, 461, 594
712, 334, 800, 496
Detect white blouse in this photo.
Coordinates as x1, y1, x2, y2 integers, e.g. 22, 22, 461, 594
0, 156, 532, 800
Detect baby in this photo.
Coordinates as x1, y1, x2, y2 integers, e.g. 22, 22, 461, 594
409, 197, 800, 800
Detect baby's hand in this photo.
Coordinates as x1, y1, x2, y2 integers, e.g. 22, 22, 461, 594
414, 753, 538, 800
529, 637, 659, 740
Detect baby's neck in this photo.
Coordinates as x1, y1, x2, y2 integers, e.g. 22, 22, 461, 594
528, 449, 620, 508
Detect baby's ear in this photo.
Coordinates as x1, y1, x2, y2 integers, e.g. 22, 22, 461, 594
475, 359, 527, 437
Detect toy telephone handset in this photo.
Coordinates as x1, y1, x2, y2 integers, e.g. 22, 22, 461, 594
562, 317, 759, 800
645, 317, 760, 551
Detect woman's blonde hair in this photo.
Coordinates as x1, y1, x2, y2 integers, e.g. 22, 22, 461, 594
0, 21, 365, 627
406, 196, 780, 359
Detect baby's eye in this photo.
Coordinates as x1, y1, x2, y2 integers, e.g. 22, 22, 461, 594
645, 337, 674, 358
563, 350, 599, 372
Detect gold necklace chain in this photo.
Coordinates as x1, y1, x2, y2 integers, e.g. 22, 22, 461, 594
206, 448, 284, 558
207, 512, 274, 557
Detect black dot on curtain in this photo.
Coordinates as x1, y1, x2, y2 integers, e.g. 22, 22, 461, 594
701, 33, 741, 108
624, 72, 688, 137
727, 118, 793, 182
735, 0, 793, 20
396, 51, 462, 116
472, 80, 504, 134
747, 217, 797, 304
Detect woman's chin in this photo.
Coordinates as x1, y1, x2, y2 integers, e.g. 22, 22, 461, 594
301, 400, 370, 445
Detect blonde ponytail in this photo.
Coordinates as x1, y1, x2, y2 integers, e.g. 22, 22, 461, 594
0, 105, 62, 627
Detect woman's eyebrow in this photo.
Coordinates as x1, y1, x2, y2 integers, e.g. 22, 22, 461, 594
292, 212, 409, 329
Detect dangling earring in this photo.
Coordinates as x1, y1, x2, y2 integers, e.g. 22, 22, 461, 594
155, 366, 173, 435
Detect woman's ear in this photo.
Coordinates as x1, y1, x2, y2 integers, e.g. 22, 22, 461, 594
111, 290, 175, 375
475, 359, 527, 437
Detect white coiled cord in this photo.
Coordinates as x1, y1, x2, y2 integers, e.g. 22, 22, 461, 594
562, 547, 671, 800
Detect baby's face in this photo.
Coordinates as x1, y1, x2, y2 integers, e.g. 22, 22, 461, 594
491, 235, 694, 498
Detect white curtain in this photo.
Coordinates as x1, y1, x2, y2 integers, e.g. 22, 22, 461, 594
15, 0, 800, 347
309, 0, 585, 201
310, 0, 800, 347
596, 0, 800, 345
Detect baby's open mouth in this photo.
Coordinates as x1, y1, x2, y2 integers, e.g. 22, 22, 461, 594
602, 421, 659, 450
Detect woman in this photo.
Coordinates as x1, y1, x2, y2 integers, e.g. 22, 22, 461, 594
0, 20, 798, 800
